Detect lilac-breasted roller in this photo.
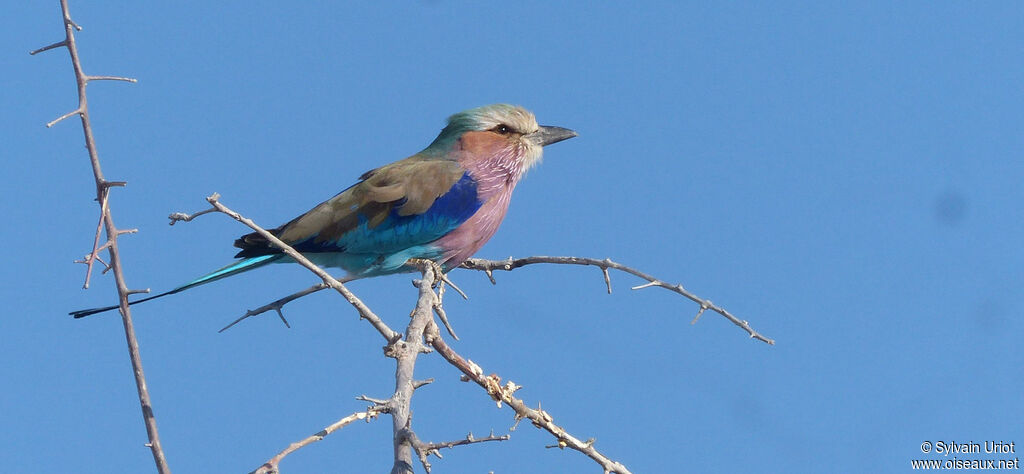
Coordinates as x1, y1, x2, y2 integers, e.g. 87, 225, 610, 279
71, 104, 576, 318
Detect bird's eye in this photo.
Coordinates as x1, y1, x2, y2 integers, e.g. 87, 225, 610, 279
492, 124, 513, 135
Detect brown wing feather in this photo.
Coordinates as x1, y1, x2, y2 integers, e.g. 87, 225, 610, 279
234, 156, 465, 256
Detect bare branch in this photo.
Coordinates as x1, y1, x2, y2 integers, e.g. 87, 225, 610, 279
251, 408, 383, 474
38, 0, 168, 471
462, 256, 774, 345
356, 394, 391, 407
425, 322, 633, 474
167, 206, 218, 225
418, 431, 510, 453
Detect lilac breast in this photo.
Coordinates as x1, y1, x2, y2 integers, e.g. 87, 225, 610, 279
434, 184, 514, 270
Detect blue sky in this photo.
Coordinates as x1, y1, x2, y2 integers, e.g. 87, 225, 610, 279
4, 1, 1021, 473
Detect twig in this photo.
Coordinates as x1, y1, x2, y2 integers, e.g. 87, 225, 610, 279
424, 322, 633, 474
250, 408, 383, 474
218, 283, 327, 332
356, 394, 392, 407
167, 207, 218, 225
461, 256, 774, 345
417, 430, 510, 454
35, 1, 169, 472
400, 428, 509, 473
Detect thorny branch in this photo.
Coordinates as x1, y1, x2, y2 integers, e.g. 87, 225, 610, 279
250, 408, 384, 474
384, 259, 492, 473
216, 253, 774, 345
185, 197, 771, 346
400, 428, 510, 473
34, 1, 169, 472
186, 196, 629, 472
384, 262, 438, 473
183, 201, 764, 469
217, 282, 328, 331
461, 256, 775, 345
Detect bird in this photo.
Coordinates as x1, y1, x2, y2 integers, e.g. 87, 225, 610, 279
70, 104, 576, 318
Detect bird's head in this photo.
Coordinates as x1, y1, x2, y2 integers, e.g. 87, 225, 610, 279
425, 104, 576, 174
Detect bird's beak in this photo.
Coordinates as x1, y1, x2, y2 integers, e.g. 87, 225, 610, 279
529, 125, 578, 147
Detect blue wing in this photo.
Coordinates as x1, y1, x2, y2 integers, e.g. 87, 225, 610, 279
307, 171, 481, 254
234, 157, 482, 275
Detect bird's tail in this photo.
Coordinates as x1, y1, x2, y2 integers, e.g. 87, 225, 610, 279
70, 254, 284, 318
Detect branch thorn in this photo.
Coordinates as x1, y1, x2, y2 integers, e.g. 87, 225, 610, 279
86, 75, 138, 83
274, 307, 291, 329
630, 281, 659, 290
691, 304, 708, 325
47, 108, 82, 127
29, 40, 67, 55
601, 266, 612, 294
